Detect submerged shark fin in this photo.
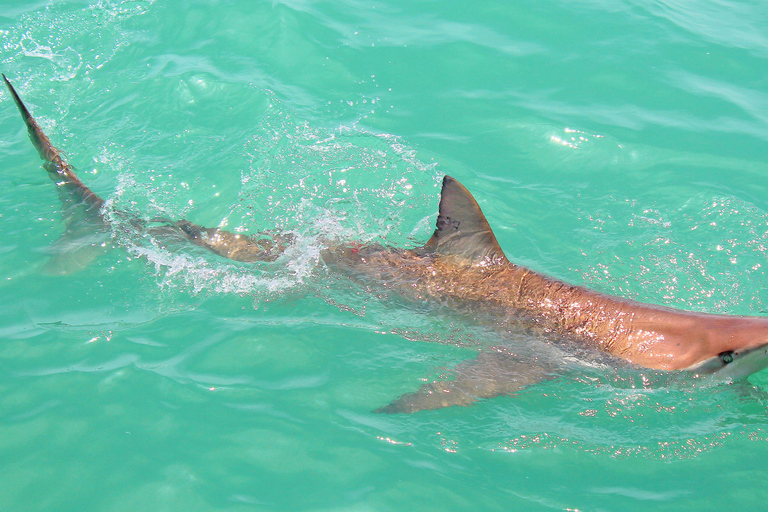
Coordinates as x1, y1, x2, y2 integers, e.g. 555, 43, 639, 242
4, 74, 111, 274
375, 348, 552, 413
424, 176, 508, 265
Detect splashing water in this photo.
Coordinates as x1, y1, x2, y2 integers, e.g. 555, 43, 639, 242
102, 96, 442, 302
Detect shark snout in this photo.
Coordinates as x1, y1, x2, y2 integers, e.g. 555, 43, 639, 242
687, 343, 768, 380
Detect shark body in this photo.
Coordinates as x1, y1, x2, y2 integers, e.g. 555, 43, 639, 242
6, 75, 768, 413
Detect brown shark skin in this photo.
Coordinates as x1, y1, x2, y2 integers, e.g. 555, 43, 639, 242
328, 242, 768, 371
174, 220, 295, 262
323, 176, 768, 378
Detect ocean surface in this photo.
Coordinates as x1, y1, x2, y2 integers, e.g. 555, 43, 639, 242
2, 0, 768, 510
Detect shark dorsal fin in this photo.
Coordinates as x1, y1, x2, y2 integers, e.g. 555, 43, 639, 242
424, 176, 508, 265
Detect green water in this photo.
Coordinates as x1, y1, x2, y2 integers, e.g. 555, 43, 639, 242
2, 0, 768, 510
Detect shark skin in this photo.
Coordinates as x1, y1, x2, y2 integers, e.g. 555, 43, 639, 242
6, 75, 768, 413
327, 176, 768, 411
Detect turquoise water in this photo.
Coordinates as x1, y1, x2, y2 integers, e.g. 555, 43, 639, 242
2, 0, 768, 510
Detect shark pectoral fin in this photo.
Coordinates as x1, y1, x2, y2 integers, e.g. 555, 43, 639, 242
424, 176, 508, 265
173, 220, 294, 263
375, 349, 552, 413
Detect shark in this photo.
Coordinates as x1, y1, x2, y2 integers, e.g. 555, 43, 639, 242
6, 74, 768, 413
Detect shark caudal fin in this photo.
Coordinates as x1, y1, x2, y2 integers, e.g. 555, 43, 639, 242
5, 75, 294, 268
424, 176, 508, 265
4, 74, 111, 274
4, 75, 104, 213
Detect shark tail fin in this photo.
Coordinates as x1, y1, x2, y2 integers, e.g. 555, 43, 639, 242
5, 74, 110, 275
4, 75, 294, 270
424, 176, 508, 265
4, 74, 104, 214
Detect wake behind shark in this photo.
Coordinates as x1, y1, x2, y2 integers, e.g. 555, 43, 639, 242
6, 74, 768, 413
